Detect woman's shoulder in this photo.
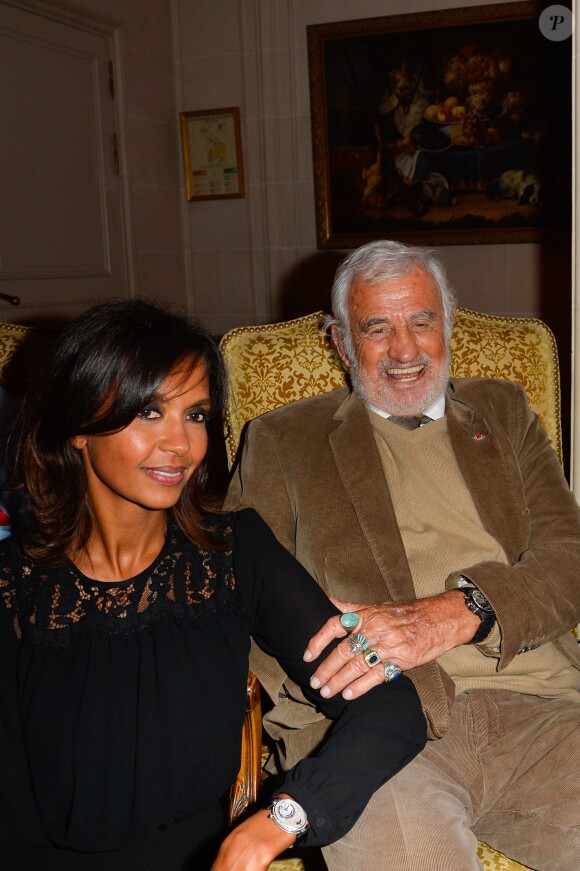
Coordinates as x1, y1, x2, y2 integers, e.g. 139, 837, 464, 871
192, 508, 269, 547
0, 536, 39, 618
217, 507, 269, 537
0, 535, 35, 580
0, 537, 68, 583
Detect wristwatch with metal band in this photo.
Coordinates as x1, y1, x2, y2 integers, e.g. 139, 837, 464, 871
460, 583, 496, 644
268, 795, 310, 839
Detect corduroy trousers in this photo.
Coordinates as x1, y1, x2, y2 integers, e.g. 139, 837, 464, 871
323, 690, 580, 871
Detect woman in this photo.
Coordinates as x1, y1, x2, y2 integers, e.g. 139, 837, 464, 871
0, 299, 426, 870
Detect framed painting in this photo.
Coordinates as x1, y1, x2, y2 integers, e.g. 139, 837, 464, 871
307, 2, 572, 247
179, 107, 245, 201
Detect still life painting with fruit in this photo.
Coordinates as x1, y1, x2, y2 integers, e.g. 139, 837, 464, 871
308, 2, 571, 246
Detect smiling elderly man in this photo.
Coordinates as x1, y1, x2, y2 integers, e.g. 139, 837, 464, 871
225, 240, 580, 871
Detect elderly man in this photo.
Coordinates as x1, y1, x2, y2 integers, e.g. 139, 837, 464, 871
225, 240, 580, 870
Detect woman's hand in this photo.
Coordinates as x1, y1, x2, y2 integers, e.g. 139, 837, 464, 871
210, 808, 295, 871
303, 592, 478, 700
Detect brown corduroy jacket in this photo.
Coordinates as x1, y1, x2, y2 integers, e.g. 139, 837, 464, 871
225, 378, 580, 761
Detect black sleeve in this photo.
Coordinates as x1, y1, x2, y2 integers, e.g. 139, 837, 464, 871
0, 549, 48, 854
232, 508, 426, 846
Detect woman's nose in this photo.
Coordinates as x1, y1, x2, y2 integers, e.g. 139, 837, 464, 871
159, 419, 189, 455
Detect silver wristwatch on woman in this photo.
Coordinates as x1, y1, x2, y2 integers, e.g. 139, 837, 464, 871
267, 795, 310, 839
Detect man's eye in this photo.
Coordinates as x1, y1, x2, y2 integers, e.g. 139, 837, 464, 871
367, 326, 387, 339
412, 321, 431, 331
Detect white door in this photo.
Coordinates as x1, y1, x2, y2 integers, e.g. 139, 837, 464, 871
0, 1, 128, 323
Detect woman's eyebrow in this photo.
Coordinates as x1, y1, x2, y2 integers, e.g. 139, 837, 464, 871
149, 391, 212, 407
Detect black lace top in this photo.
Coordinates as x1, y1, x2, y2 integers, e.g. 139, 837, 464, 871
0, 509, 426, 868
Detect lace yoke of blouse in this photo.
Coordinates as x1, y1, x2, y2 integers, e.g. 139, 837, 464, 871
0, 517, 242, 648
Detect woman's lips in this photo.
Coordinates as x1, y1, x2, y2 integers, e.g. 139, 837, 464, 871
142, 466, 188, 485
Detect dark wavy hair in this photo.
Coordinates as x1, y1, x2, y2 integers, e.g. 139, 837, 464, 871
16, 298, 228, 561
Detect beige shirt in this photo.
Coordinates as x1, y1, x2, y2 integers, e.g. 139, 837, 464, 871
370, 409, 580, 701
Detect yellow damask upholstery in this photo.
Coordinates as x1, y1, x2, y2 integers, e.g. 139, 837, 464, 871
269, 845, 533, 871
0, 322, 32, 359
220, 307, 562, 470
0, 321, 35, 396
220, 307, 566, 871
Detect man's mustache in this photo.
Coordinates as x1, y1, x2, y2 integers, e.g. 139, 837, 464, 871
376, 354, 431, 374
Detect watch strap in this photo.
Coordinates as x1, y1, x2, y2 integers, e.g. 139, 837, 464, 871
461, 585, 496, 644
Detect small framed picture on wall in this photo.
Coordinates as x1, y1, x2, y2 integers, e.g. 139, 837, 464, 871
180, 107, 245, 201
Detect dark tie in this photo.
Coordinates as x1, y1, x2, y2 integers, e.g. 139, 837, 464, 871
388, 414, 432, 430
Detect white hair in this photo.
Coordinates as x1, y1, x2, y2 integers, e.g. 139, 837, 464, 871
325, 240, 457, 360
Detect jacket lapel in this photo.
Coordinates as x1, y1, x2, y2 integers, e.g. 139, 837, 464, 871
328, 392, 416, 603
328, 384, 527, 598
446, 382, 527, 561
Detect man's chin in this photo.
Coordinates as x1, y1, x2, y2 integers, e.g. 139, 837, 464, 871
359, 381, 428, 412
350, 361, 450, 416
381, 397, 431, 416
355, 382, 441, 416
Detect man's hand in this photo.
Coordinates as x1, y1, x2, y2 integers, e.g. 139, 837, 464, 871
303, 591, 480, 700
211, 808, 295, 871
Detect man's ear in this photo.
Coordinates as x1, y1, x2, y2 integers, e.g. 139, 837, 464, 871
70, 435, 87, 450
330, 325, 351, 371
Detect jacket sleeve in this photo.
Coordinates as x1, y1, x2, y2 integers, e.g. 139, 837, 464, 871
232, 508, 427, 847
225, 417, 298, 556
445, 383, 580, 668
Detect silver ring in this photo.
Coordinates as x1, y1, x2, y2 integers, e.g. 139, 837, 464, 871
347, 633, 369, 656
383, 661, 402, 682
364, 649, 381, 667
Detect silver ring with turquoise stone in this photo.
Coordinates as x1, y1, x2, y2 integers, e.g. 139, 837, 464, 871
348, 633, 369, 656
340, 612, 360, 635
383, 661, 402, 682
364, 649, 381, 668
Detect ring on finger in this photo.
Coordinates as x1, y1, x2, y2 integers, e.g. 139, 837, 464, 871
348, 633, 369, 656
383, 660, 402, 682
364, 649, 381, 667
340, 612, 360, 635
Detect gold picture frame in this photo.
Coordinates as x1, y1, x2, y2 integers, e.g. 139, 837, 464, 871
307, 1, 571, 247
180, 107, 245, 201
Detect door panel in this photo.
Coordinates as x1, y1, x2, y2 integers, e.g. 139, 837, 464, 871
0, 1, 127, 322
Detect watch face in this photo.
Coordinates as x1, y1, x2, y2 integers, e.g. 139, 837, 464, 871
270, 798, 308, 833
471, 589, 494, 613
277, 799, 299, 820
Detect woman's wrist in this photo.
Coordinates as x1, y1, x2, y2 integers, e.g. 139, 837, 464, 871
238, 807, 298, 853
267, 792, 310, 843
211, 809, 296, 870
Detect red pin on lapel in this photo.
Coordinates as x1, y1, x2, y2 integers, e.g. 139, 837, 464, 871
473, 427, 491, 441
